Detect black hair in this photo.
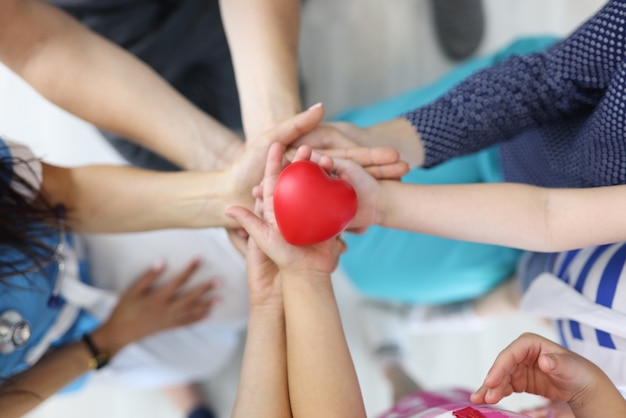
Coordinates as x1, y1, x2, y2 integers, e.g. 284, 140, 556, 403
0, 146, 57, 280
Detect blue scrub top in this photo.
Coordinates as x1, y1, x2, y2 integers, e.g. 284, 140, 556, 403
0, 139, 99, 387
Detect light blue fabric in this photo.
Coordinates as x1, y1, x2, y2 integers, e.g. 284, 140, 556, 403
0, 139, 99, 390
336, 36, 557, 304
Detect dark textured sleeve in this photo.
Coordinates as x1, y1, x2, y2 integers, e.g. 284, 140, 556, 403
405, 0, 626, 167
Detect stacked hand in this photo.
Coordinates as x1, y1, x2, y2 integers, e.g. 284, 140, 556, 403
226, 143, 347, 308
225, 105, 409, 253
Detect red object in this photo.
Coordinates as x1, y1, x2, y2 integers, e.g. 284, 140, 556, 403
273, 160, 357, 246
453, 407, 487, 418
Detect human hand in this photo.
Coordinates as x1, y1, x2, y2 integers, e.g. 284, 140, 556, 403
293, 122, 409, 179
471, 333, 598, 408
296, 119, 423, 168
226, 143, 346, 281
310, 147, 384, 233
92, 258, 220, 356
223, 104, 326, 216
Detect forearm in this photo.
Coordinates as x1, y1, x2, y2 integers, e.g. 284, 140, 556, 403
282, 272, 365, 418
0, 0, 240, 170
378, 181, 626, 252
40, 163, 241, 232
366, 118, 425, 167
569, 369, 626, 418
232, 306, 291, 418
0, 326, 120, 418
219, 0, 301, 138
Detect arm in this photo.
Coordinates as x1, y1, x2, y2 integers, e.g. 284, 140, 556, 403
231, 305, 291, 418
231, 234, 291, 418
226, 143, 366, 418
281, 271, 366, 418
471, 333, 626, 418
404, 0, 625, 168
377, 181, 626, 252
0, 0, 241, 170
320, 153, 626, 252
316, 1, 625, 168
38, 105, 325, 233
219, 0, 301, 139
0, 260, 217, 418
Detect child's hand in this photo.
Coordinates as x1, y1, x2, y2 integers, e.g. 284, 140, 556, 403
471, 333, 594, 407
92, 258, 220, 356
226, 143, 346, 281
307, 147, 384, 233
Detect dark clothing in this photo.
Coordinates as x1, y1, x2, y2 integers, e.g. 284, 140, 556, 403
56, 0, 241, 171
404, 0, 626, 188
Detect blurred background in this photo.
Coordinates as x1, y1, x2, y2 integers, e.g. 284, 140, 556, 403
0, 0, 606, 417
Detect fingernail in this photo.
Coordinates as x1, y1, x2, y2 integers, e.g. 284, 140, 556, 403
307, 102, 322, 110
151, 259, 164, 271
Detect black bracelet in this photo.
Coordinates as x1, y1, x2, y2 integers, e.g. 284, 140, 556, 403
82, 333, 110, 370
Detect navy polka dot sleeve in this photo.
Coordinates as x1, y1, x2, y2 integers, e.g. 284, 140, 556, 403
404, 0, 626, 187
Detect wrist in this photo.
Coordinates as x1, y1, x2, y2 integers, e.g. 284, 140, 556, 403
369, 118, 424, 167
174, 170, 241, 229
242, 95, 301, 139
249, 303, 285, 319
184, 114, 244, 171
280, 270, 332, 283
89, 326, 126, 360
375, 180, 395, 227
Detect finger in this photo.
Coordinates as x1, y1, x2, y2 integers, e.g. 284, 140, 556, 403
483, 336, 534, 387
306, 149, 334, 172
315, 146, 400, 166
226, 205, 270, 244
173, 279, 220, 308
262, 142, 286, 224
365, 161, 410, 179
538, 352, 590, 388
125, 259, 166, 296
292, 145, 313, 162
176, 300, 219, 326
294, 124, 357, 149
470, 385, 489, 404
345, 226, 369, 234
254, 196, 264, 219
157, 257, 202, 299
227, 228, 248, 256
256, 103, 325, 148
252, 184, 263, 198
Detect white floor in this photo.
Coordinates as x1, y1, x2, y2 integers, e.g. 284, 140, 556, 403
0, 0, 606, 417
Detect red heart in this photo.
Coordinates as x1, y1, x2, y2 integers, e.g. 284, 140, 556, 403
273, 160, 357, 246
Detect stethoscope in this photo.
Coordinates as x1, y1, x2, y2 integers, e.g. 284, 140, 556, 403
0, 204, 67, 354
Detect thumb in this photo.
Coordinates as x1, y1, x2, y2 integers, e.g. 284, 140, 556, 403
538, 353, 589, 389
259, 103, 325, 147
